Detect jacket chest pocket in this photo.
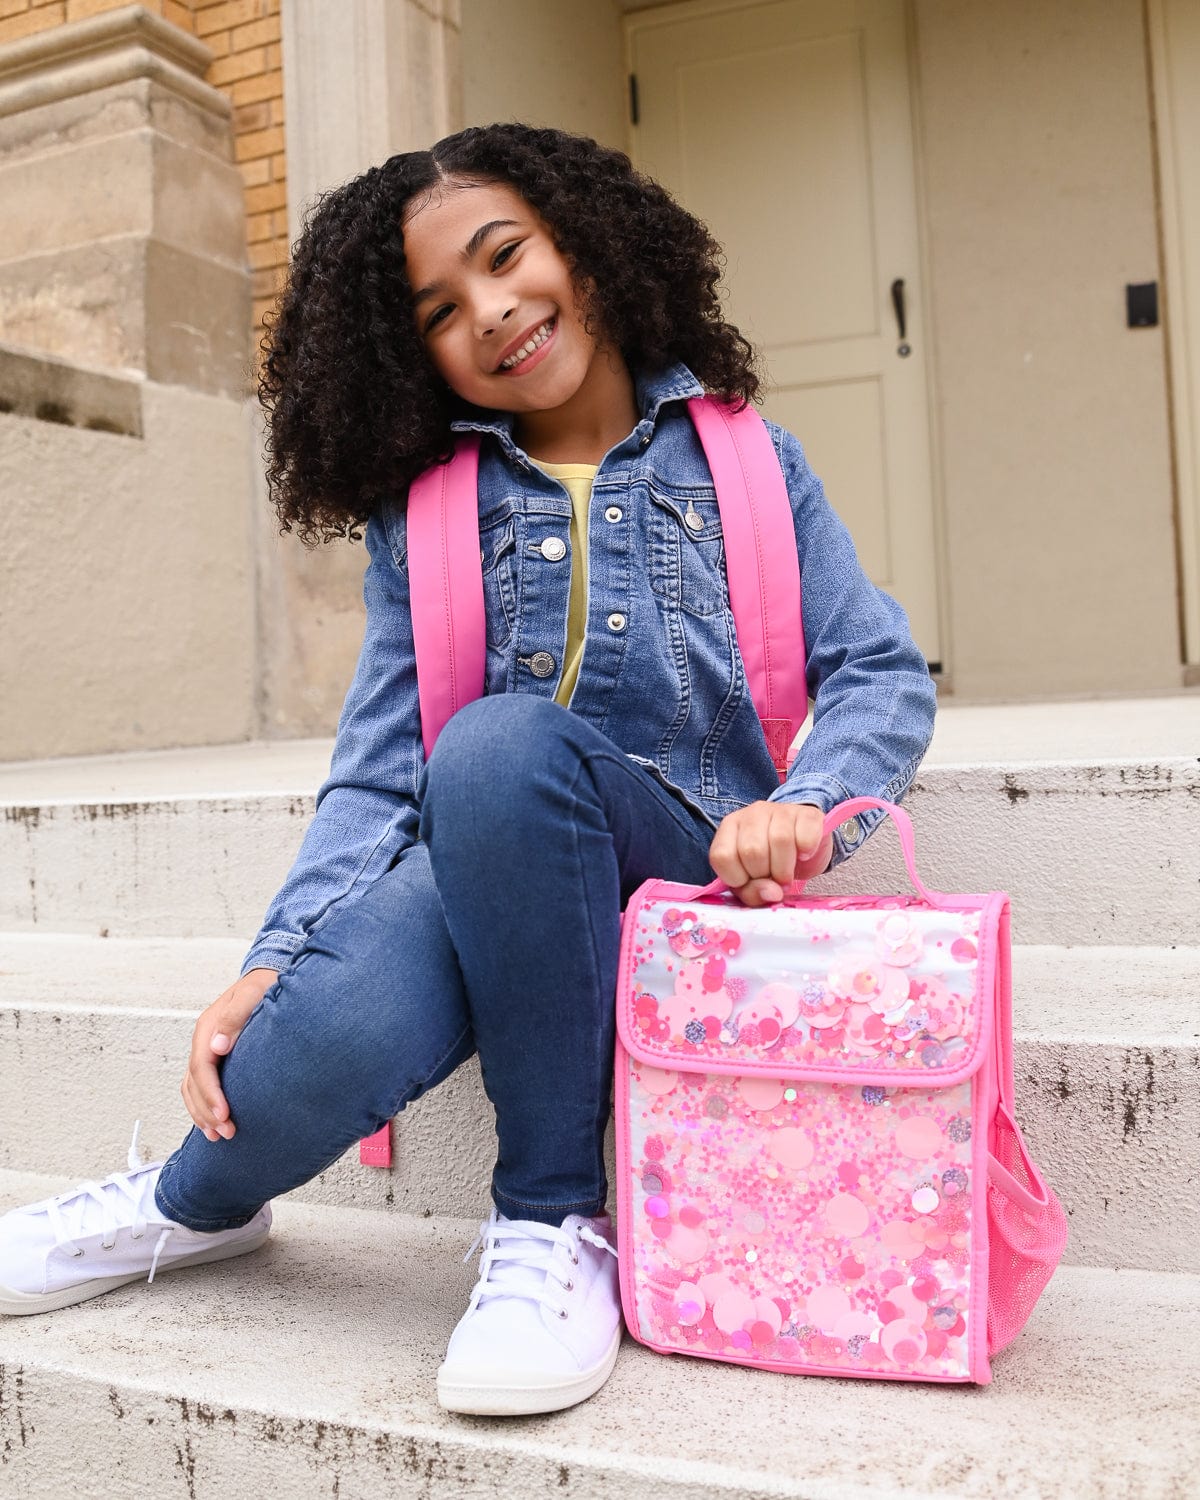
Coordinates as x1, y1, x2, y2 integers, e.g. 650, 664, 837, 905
647, 490, 727, 618
481, 514, 518, 646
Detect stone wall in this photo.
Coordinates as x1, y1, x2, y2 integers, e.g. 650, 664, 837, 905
0, 0, 287, 371
0, 8, 257, 759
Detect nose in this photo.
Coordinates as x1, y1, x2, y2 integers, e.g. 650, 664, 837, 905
474, 299, 516, 340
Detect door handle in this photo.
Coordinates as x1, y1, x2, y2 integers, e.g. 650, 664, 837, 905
890, 278, 911, 357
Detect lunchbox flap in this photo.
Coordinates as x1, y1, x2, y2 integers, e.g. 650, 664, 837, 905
617, 883, 1005, 1089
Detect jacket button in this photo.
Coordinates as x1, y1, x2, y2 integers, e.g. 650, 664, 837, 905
604, 506, 623, 523
540, 537, 566, 561
607, 613, 627, 632
529, 651, 556, 678
841, 817, 862, 844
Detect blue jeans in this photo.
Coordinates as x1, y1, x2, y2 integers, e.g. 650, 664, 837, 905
154, 697, 717, 1230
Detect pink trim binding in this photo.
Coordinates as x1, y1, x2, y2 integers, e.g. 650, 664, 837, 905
687, 398, 806, 779
969, 1022, 995, 1383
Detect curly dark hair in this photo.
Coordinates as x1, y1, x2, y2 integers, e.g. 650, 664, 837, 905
259, 123, 762, 544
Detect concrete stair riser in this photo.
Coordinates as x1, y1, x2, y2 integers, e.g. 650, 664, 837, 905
0, 1193, 1196, 1500
3, 757, 1199, 945
0, 795, 306, 942
3, 939, 1195, 1271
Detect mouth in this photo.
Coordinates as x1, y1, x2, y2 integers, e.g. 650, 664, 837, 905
496, 317, 557, 374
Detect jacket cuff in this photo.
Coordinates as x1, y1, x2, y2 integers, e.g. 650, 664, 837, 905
240, 930, 304, 978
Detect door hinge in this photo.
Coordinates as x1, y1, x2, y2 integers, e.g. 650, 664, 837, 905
629, 73, 640, 126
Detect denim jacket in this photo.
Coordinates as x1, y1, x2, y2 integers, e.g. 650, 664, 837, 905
242, 364, 936, 975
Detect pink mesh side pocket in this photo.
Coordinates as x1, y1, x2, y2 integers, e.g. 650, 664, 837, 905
986, 1105, 1069, 1355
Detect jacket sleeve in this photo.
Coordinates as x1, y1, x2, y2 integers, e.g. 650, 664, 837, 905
763, 423, 937, 867
240, 508, 425, 975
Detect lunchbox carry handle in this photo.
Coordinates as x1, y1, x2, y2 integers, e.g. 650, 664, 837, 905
697, 796, 953, 909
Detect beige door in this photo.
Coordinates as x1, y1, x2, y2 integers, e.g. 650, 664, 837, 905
626, 0, 942, 663
1149, 0, 1200, 673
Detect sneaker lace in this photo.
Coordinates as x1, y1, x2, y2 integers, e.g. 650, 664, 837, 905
43, 1120, 176, 1285
462, 1211, 615, 1320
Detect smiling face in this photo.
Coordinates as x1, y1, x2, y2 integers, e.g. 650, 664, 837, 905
403, 178, 631, 449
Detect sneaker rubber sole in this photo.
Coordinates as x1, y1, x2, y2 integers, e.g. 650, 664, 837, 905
0, 1222, 272, 1316
436, 1325, 622, 1416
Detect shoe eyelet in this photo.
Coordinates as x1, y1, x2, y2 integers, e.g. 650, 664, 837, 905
562, 1279, 574, 1293
557, 1308, 569, 1320
131, 1232, 144, 1241
100, 1242, 115, 1252
570, 1251, 579, 1265
72, 1249, 84, 1258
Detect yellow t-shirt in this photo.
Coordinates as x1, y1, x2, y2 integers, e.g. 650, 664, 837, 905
535, 461, 596, 707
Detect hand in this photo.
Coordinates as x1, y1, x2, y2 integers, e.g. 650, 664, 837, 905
709, 801, 833, 907
182, 968, 278, 1143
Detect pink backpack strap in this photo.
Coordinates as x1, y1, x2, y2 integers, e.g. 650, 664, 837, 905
357, 436, 485, 1169
687, 398, 806, 778
407, 435, 487, 758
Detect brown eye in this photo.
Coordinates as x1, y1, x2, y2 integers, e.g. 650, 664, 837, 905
492, 241, 520, 269
424, 305, 452, 333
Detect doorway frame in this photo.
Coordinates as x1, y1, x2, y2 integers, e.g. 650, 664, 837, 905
1146, 0, 1200, 678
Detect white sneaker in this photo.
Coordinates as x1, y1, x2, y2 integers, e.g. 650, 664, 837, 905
0, 1122, 272, 1316
437, 1209, 622, 1416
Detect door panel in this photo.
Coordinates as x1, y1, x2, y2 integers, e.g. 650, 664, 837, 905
628, 0, 942, 660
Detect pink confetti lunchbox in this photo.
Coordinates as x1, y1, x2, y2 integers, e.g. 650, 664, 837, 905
614, 797, 1068, 1384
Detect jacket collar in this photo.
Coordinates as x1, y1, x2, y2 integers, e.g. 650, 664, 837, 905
448, 361, 704, 448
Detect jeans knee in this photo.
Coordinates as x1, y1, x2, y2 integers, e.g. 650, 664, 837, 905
420, 696, 581, 843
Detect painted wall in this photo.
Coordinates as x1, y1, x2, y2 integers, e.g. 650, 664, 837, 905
913, 0, 1179, 698
461, 0, 627, 147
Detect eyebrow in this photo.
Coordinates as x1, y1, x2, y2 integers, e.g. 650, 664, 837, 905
411, 218, 521, 306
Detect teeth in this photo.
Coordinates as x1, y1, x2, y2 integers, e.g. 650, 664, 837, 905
500, 320, 553, 370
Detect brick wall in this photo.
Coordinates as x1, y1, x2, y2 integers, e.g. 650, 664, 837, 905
0, 0, 289, 360
192, 0, 287, 345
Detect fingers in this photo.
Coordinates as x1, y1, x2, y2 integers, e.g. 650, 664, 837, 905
735, 877, 784, 909
180, 969, 276, 1143
707, 814, 751, 890
182, 1055, 235, 1142
796, 832, 835, 878
182, 1069, 226, 1143
182, 1002, 240, 1142
180, 970, 278, 1143
710, 802, 829, 906
709, 804, 779, 884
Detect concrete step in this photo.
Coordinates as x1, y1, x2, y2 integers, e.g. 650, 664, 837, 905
0, 1179, 1195, 1500
0, 933, 494, 1230
0, 697, 1198, 946
2, 933, 1196, 1272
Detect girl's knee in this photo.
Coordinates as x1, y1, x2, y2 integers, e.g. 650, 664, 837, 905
422, 696, 580, 817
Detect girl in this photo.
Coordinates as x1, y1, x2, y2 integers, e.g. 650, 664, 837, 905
0, 125, 936, 1416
